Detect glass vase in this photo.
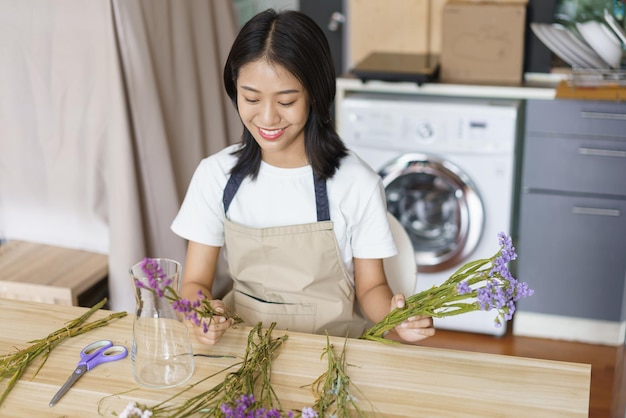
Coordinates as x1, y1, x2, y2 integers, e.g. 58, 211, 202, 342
129, 258, 194, 388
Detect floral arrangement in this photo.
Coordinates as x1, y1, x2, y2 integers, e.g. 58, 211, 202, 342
126, 261, 362, 418
308, 335, 368, 418
135, 257, 243, 330
117, 328, 363, 418
117, 322, 291, 417
360, 232, 534, 342
0, 298, 126, 406
125, 232, 533, 417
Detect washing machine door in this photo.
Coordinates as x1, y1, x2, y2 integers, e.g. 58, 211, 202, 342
379, 153, 484, 273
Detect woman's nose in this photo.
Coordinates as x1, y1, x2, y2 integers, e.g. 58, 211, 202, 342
259, 102, 280, 126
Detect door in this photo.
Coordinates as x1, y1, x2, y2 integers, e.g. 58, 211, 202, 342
300, 0, 345, 76
379, 153, 485, 273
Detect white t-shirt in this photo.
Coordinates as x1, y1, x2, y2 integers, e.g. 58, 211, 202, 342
171, 144, 397, 282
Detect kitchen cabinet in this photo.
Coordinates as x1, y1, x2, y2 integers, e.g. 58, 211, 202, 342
514, 99, 626, 345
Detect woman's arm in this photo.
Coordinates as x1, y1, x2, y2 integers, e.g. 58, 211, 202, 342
181, 241, 234, 345
354, 257, 435, 343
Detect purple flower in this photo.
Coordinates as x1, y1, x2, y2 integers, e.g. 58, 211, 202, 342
301, 407, 318, 418
138, 258, 172, 297
119, 402, 153, 418
456, 281, 472, 295
471, 233, 534, 326
514, 280, 534, 300
452, 234, 533, 325
362, 232, 536, 341
219, 393, 294, 418
221, 403, 233, 415
134, 258, 242, 335
171, 298, 190, 312
488, 232, 518, 281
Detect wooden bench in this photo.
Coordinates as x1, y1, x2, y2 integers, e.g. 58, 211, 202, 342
0, 240, 108, 306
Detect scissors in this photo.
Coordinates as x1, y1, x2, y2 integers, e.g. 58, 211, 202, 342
49, 340, 128, 407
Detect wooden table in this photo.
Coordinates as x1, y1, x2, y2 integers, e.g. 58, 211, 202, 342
0, 298, 591, 417
0, 240, 108, 306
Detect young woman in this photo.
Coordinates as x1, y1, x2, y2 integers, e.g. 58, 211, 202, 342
171, 9, 434, 345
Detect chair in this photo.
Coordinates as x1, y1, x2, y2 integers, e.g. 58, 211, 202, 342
384, 212, 418, 297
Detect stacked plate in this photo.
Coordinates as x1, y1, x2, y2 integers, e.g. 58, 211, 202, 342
604, 9, 626, 45
531, 11, 625, 69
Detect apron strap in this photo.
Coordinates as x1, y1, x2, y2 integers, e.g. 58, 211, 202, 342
223, 170, 245, 215
223, 170, 330, 222
313, 174, 330, 222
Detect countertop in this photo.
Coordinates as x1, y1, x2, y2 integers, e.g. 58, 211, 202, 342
334, 75, 559, 130
336, 75, 558, 101
0, 298, 591, 417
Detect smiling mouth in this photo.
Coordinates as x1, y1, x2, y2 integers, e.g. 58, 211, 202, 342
258, 127, 286, 140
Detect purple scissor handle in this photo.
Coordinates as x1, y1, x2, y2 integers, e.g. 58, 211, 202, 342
49, 340, 128, 407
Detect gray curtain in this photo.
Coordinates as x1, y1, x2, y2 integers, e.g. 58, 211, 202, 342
0, 0, 241, 311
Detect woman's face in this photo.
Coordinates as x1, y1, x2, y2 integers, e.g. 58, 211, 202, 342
236, 59, 310, 168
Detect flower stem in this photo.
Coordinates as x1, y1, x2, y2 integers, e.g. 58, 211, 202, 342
125, 322, 289, 417
0, 298, 127, 406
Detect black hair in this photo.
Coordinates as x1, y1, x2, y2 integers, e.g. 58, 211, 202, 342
223, 9, 347, 180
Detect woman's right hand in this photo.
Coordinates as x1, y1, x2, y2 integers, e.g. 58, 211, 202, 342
192, 299, 235, 345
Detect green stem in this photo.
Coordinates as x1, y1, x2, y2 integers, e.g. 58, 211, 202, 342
133, 322, 289, 418
360, 264, 497, 341
0, 298, 126, 407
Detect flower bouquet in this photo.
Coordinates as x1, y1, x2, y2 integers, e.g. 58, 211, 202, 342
135, 258, 243, 330
360, 232, 534, 342
117, 322, 292, 418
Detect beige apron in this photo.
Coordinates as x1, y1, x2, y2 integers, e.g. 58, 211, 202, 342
221, 170, 369, 337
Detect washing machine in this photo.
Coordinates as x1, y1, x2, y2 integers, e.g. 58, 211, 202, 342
339, 93, 521, 336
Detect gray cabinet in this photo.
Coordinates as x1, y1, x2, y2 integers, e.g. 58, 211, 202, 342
516, 99, 626, 323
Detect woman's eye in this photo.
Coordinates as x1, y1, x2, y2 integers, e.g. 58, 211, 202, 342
278, 101, 295, 106
244, 98, 259, 103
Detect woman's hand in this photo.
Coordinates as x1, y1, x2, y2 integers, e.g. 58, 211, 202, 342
388, 293, 435, 343
191, 299, 235, 345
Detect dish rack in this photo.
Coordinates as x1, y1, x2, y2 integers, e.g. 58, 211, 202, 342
571, 68, 626, 86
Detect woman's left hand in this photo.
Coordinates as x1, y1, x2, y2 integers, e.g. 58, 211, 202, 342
390, 294, 436, 343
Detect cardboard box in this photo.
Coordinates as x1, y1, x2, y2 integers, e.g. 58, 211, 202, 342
429, 0, 448, 54
440, 1, 527, 85
347, 0, 430, 69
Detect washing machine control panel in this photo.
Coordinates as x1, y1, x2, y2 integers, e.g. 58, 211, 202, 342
340, 94, 519, 154
414, 121, 435, 140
